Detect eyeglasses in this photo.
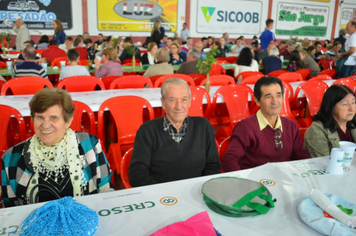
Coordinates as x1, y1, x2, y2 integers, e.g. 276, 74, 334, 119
275, 129, 283, 151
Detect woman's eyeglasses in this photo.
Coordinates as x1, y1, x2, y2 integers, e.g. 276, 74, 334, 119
275, 129, 283, 151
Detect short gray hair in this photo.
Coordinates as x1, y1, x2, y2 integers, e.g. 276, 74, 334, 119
155, 48, 170, 62
188, 48, 201, 59
269, 47, 279, 56
339, 29, 347, 37
16, 18, 24, 24
161, 78, 191, 100
286, 40, 295, 46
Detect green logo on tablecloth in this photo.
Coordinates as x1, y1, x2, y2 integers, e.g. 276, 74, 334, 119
160, 196, 178, 206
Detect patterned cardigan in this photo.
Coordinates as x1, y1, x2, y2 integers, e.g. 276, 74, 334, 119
1, 132, 114, 207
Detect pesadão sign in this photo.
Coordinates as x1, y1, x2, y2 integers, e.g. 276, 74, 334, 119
97, 0, 178, 32
275, 2, 329, 36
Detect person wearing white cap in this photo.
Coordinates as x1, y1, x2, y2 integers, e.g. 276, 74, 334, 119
12, 18, 30, 51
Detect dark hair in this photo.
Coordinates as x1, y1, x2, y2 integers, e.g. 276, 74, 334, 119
98, 33, 103, 37
65, 36, 73, 42
333, 41, 342, 47
67, 48, 80, 61
123, 37, 133, 44
38, 35, 49, 44
106, 36, 112, 42
254, 76, 284, 102
307, 46, 316, 52
49, 39, 57, 46
84, 38, 92, 44
314, 84, 356, 132
23, 40, 34, 46
201, 37, 207, 41
74, 37, 83, 47
236, 47, 253, 66
266, 19, 274, 27
314, 41, 322, 47
30, 88, 75, 123
287, 50, 303, 71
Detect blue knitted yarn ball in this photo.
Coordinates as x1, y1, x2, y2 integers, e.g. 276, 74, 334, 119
16, 196, 98, 235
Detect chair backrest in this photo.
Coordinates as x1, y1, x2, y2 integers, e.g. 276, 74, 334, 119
154, 74, 195, 87
101, 76, 122, 89
199, 75, 235, 86
77, 59, 88, 66
332, 78, 356, 92
97, 96, 155, 152
189, 73, 206, 86
189, 86, 211, 117
71, 101, 97, 135
209, 84, 256, 130
240, 74, 264, 85
51, 57, 69, 67
57, 76, 105, 92
120, 147, 133, 189
122, 62, 141, 66
218, 136, 230, 164
209, 63, 226, 75
121, 58, 141, 64
1, 77, 54, 95
310, 74, 333, 81
226, 56, 238, 64
292, 80, 329, 117
278, 72, 303, 82
280, 82, 300, 127
0, 61, 7, 69
267, 70, 288, 77
216, 57, 228, 64
295, 69, 312, 80
235, 71, 264, 82
318, 58, 334, 70
149, 75, 163, 85
110, 75, 153, 89
317, 68, 337, 78
0, 105, 26, 156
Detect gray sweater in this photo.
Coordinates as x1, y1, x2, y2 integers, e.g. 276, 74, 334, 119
129, 117, 221, 187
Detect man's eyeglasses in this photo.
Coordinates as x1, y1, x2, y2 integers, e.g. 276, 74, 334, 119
275, 129, 283, 151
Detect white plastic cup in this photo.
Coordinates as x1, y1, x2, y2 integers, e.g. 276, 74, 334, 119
326, 148, 344, 175
41, 63, 47, 72
339, 141, 356, 167
280, 55, 284, 62
6, 61, 12, 70
60, 61, 66, 68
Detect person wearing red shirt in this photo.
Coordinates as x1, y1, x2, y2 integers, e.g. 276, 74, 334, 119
41, 39, 67, 62
73, 37, 88, 60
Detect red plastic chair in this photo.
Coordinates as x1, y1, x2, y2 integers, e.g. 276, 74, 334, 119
77, 59, 88, 66
188, 86, 211, 117
121, 58, 141, 64
1, 77, 53, 95
51, 57, 69, 67
209, 63, 226, 75
235, 71, 264, 82
278, 72, 303, 82
216, 57, 228, 64
291, 80, 329, 127
120, 147, 133, 189
226, 56, 238, 64
122, 62, 141, 66
0, 105, 27, 157
332, 78, 356, 92
36, 49, 44, 54
295, 69, 312, 80
57, 76, 105, 92
240, 74, 264, 85
280, 82, 300, 127
71, 101, 97, 135
267, 70, 288, 77
318, 58, 334, 70
149, 75, 163, 85
0, 80, 5, 90
8, 51, 21, 55
317, 69, 337, 78
207, 84, 256, 142
189, 73, 206, 86
110, 75, 153, 89
199, 75, 235, 86
310, 74, 333, 81
0, 61, 7, 68
154, 74, 195, 87
97, 96, 154, 176
101, 76, 122, 89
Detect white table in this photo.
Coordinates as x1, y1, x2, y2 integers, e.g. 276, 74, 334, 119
0, 80, 335, 117
1, 156, 355, 235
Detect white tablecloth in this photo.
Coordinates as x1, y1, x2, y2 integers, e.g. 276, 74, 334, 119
0, 80, 335, 117
0, 156, 355, 235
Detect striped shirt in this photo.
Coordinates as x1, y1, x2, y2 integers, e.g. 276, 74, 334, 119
12, 61, 48, 79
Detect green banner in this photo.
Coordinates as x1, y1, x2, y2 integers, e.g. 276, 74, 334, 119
276, 26, 327, 36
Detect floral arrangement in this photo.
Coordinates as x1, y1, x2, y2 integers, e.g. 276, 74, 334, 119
0, 31, 12, 42
112, 36, 122, 48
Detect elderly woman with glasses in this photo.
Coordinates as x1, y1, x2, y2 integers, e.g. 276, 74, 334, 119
1, 88, 114, 207
304, 85, 356, 157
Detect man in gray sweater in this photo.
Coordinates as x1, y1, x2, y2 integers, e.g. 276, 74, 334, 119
129, 78, 221, 187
